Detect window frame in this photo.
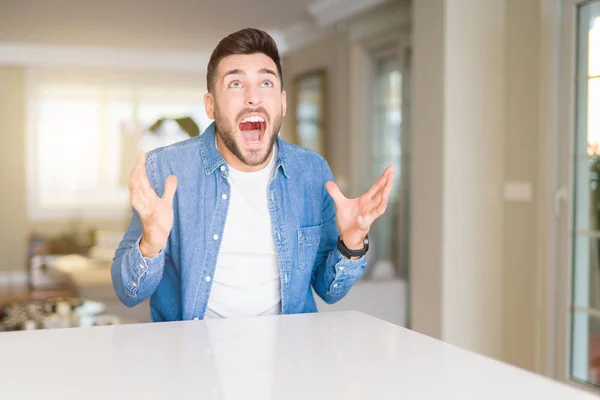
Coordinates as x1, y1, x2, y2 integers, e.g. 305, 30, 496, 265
555, 0, 600, 394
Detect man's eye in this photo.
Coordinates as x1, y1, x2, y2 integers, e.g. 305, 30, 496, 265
229, 81, 242, 88
261, 81, 274, 88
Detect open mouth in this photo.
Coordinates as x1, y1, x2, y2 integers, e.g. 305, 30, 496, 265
239, 115, 267, 147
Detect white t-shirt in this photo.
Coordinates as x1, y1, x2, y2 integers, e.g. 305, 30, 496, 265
205, 147, 281, 318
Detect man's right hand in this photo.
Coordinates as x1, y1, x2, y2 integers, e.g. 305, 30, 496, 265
129, 152, 178, 258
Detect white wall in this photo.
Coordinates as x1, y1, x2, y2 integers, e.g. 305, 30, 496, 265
442, 0, 506, 359
411, 0, 506, 361
503, 0, 542, 372
408, 0, 445, 340
411, 0, 553, 373
0, 67, 28, 272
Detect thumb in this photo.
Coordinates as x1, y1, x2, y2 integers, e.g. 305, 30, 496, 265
325, 181, 345, 204
162, 175, 178, 203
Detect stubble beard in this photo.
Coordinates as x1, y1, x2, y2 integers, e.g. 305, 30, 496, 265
214, 103, 283, 167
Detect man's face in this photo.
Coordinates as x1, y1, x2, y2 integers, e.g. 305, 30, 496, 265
205, 53, 287, 171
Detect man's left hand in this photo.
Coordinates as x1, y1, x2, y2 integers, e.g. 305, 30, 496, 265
325, 165, 394, 251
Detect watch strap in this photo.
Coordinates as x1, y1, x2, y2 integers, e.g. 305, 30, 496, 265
337, 235, 369, 259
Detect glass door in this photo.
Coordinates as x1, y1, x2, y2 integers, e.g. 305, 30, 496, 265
369, 55, 403, 281
570, 0, 600, 388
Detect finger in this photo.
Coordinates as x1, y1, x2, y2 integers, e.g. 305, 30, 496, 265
129, 153, 148, 190
162, 175, 178, 203
383, 172, 394, 196
367, 176, 387, 200
130, 190, 148, 217
130, 178, 150, 206
136, 155, 154, 195
128, 164, 140, 191
362, 194, 382, 215
130, 179, 154, 215
366, 166, 392, 199
372, 179, 393, 217
370, 169, 395, 199
136, 151, 146, 167
325, 181, 345, 204
129, 178, 153, 212
358, 174, 394, 229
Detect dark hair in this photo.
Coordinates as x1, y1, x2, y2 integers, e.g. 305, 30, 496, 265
206, 28, 283, 93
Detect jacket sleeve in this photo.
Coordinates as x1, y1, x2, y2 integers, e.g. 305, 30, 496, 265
311, 163, 367, 304
110, 209, 166, 307
111, 154, 166, 308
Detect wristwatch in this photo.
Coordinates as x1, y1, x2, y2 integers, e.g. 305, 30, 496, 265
337, 235, 369, 259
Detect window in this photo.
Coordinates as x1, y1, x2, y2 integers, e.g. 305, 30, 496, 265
293, 70, 326, 156
26, 70, 210, 220
571, 0, 600, 387
368, 55, 405, 280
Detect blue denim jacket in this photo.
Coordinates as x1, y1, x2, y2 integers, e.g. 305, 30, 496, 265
111, 122, 367, 321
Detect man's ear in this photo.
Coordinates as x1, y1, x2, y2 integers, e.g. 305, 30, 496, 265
204, 92, 215, 119
281, 90, 287, 118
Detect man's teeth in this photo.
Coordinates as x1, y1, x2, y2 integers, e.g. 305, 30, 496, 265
241, 116, 265, 123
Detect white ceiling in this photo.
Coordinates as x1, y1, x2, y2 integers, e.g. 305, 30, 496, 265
0, 0, 315, 52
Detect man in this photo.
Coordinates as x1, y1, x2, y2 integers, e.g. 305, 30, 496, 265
111, 28, 394, 321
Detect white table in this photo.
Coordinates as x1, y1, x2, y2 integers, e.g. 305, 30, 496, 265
0, 311, 596, 399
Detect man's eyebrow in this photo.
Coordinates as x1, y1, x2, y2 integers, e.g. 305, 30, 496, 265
223, 68, 278, 80
259, 68, 278, 78
223, 69, 245, 79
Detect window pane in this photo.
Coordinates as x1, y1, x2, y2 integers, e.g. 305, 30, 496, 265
571, 311, 600, 387
107, 101, 135, 190
297, 122, 320, 152
572, 236, 600, 309
571, 0, 600, 386
31, 82, 209, 216
368, 57, 403, 280
590, 77, 600, 153
295, 72, 325, 155
589, 16, 600, 77
38, 99, 100, 207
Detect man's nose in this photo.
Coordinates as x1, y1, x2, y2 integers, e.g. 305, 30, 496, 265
244, 87, 261, 106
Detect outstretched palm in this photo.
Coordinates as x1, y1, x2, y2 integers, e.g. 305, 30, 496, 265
325, 166, 394, 250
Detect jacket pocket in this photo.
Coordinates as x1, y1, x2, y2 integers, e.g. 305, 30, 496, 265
297, 224, 322, 273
